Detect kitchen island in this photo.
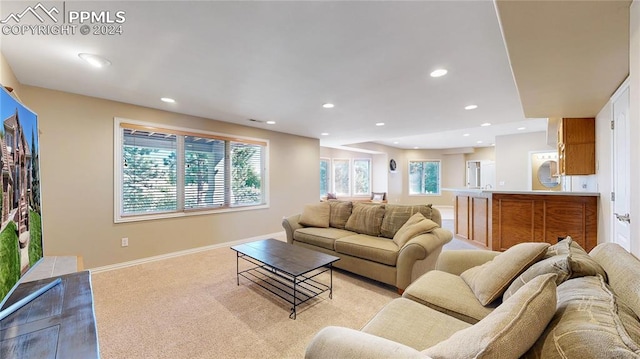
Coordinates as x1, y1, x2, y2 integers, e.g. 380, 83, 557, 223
444, 189, 599, 252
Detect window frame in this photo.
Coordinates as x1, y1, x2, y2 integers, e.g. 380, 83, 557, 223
114, 117, 269, 223
408, 159, 441, 196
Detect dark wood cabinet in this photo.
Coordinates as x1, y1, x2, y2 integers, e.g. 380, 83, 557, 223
491, 193, 598, 252
557, 118, 596, 175
452, 190, 598, 252
454, 192, 490, 248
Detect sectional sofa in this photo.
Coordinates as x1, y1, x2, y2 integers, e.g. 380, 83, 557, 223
305, 239, 640, 358
282, 201, 453, 292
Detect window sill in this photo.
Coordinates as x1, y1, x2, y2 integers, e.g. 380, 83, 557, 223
115, 203, 270, 223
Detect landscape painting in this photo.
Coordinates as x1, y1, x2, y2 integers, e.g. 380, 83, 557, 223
0, 85, 43, 306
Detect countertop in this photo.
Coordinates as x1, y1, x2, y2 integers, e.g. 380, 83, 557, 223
441, 188, 600, 197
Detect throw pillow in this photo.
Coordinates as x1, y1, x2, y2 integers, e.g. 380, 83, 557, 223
503, 253, 572, 301
380, 204, 433, 238
461, 242, 550, 306
392, 213, 439, 248
327, 201, 352, 229
423, 273, 558, 359
299, 202, 330, 228
523, 275, 640, 358
344, 202, 386, 236
548, 236, 608, 280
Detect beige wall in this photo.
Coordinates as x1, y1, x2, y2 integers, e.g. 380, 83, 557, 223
495, 131, 555, 190
322, 144, 466, 206
17, 85, 319, 268
380, 147, 464, 206
465, 146, 495, 162
0, 52, 21, 94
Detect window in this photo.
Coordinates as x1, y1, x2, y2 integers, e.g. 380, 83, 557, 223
320, 158, 330, 198
408, 160, 441, 195
115, 118, 268, 222
332, 159, 350, 196
353, 159, 371, 196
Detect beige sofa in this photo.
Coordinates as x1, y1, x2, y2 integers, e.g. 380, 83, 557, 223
306, 239, 640, 358
282, 201, 453, 292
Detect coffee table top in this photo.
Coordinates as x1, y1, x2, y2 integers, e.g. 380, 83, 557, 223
231, 239, 339, 277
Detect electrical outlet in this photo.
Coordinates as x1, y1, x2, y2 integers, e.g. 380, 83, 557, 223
121, 237, 129, 247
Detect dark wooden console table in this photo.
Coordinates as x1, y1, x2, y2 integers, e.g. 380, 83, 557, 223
0, 271, 99, 359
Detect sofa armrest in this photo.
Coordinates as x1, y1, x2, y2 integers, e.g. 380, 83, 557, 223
305, 326, 430, 359
435, 250, 500, 275
396, 228, 453, 290
282, 214, 303, 244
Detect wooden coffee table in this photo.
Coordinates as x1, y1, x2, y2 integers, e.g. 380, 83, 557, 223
231, 239, 339, 319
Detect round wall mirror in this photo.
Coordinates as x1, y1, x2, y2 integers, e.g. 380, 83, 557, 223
537, 160, 560, 188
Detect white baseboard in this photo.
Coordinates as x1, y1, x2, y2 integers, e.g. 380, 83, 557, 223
90, 231, 286, 274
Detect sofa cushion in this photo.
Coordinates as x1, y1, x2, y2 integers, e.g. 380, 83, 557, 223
345, 202, 386, 236
335, 234, 398, 266
590, 243, 640, 320
294, 227, 354, 251
547, 236, 608, 280
524, 275, 640, 358
461, 242, 550, 306
327, 200, 352, 229
299, 202, 330, 228
403, 270, 496, 324
424, 273, 557, 359
392, 213, 439, 248
380, 204, 433, 238
503, 252, 572, 301
361, 297, 471, 351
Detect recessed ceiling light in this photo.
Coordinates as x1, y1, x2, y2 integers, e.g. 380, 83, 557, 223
78, 53, 111, 68
465, 105, 478, 110
491, 143, 495, 146
321, 132, 329, 136
430, 69, 448, 77
517, 127, 526, 130
477, 140, 483, 144
266, 121, 276, 125
480, 122, 491, 127
161, 97, 176, 103
463, 133, 470, 137
322, 103, 335, 109
376, 122, 385, 126
393, 141, 399, 144
413, 146, 420, 149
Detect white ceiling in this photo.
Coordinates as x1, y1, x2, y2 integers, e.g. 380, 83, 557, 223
0, 1, 629, 150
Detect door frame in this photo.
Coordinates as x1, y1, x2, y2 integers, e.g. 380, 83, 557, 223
610, 77, 631, 251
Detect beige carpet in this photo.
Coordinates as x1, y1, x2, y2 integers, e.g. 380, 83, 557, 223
92, 245, 399, 358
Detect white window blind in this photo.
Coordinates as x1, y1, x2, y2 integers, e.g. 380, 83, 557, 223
122, 129, 177, 215
230, 142, 263, 206
116, 119, 268, 222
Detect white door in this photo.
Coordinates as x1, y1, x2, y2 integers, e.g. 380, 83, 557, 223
612, 84, 631, 251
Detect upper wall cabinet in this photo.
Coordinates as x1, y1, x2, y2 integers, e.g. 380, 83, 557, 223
557, 117, 596, 175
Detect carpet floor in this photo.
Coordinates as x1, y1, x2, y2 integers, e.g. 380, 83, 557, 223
92, 245, 399, 359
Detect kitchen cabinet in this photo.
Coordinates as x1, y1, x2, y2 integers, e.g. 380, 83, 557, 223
450, 189, 598, 252
557, 117, 595, 175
